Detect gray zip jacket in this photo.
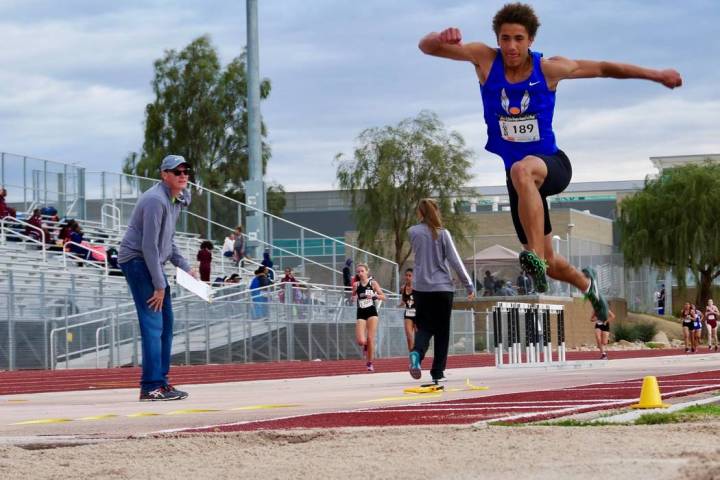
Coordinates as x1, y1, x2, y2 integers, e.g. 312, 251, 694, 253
118, 182, 191, 290
408, 223, 474, 295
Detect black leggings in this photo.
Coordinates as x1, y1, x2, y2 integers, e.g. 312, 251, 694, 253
411, 290, 454, 380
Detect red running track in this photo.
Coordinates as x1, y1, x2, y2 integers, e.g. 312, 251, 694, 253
183, 369, 720, 432
0, 349, 694, 396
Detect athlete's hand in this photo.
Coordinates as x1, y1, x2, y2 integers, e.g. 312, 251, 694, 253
467, 291, 475, 301
438, 27, 463, 45
147, 288, 165, 312
658, 69, 682, 89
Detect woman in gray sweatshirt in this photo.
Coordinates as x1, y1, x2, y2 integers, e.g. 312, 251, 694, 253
408, 198, 475, 383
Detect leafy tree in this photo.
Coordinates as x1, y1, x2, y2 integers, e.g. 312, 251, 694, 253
618, 162, 720, 308
123, 35, 284, 232
335, 111, 474, 269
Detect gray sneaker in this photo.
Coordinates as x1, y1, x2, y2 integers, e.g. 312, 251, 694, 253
139, 387, 185, 402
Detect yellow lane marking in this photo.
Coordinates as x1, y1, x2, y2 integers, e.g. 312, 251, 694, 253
166, 409, 222, 415
360, 394, 442, 403
231, 404, 300, 411
6, 399, 29, 403
466, 379, 490, 391
79, 414, 118, 421
13, 418, 72, 425
127, 412, 161, 418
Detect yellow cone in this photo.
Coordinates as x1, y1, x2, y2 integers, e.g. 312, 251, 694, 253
630, 376, 670, 409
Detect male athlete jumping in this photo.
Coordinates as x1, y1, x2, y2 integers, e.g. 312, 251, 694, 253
419, 2, 682, 320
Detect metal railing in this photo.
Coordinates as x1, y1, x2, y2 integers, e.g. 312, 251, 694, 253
0, 216, 47, 262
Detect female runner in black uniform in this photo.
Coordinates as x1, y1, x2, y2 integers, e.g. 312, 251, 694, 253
681, 302, 697, 353
398, 268, 416, 351
352, 263, 385, 372
591, 309, 615, 360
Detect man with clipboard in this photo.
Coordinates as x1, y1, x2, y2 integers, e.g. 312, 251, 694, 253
118, 155, 196, 401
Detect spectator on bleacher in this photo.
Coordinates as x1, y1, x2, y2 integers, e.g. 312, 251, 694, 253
233, 226, 246, 266
498, 281, 517, 296
196, 240, 213, 282
106, 246, 123, 276
58, 219, 76, 243
222, 232, 236, 258
68, 222, 92, 260
0, 187, 16, 218
226, 273, 240, 283
250, 266, 271, 318
26, 208, 52, 243
261, 250, 274, 281
279, 267, 301, 303
118, 154, 195, 402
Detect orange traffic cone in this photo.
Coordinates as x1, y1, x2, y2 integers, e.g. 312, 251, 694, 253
630, 376, 670, 409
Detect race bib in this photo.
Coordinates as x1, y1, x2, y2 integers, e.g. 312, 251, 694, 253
708, 314, 716, 321
499, 115, 540, 142
404, 308, 416, 318
358, 298, 373, 309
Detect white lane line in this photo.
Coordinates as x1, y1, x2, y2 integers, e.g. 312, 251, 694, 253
475, 384, 720, 427
360, 406, 598, 413
595, 396, 720, 423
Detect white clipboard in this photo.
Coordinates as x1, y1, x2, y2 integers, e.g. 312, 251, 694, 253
176, 267, 213, 302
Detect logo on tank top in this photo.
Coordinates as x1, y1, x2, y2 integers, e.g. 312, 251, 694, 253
499, 88, 540, 142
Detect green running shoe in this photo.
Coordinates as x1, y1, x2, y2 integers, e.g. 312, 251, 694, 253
519, 250, 548, 293
582, 267, 609, 322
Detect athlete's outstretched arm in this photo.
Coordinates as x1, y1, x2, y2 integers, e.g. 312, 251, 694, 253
419, 28, 495, 65
544, 56, 682, 89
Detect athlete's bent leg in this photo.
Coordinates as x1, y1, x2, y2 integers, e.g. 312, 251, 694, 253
541, 234, 590, 291
510, 156, 548, 259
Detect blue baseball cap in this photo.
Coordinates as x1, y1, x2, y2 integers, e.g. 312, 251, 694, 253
160, 155, 189, 171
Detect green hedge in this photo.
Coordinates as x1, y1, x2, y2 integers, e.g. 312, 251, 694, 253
612, 322, 658, 343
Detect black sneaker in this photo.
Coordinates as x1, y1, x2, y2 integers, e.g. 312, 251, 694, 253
519, 250, 548, 293
139, 387, 185, 401
433, 375, 447, 383
164, 384, 189, 400
582, 267, 608, 322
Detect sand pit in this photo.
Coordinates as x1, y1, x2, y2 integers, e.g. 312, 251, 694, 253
1, 422, 719, 480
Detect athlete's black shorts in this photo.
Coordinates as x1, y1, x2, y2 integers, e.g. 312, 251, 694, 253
595, 322, 610, 332
357, 306, 379, 320
506, 149, 572, 245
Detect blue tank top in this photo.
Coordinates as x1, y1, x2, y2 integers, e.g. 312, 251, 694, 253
480, 50, 558, 171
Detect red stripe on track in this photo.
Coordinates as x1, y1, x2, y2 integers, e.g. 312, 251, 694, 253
181, 369, 720, 432
0, 349, 695, 395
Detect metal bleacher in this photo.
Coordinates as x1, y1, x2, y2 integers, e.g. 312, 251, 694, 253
0, 154, 474, 371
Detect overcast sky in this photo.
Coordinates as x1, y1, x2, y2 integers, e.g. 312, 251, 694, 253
0, 0, 718, 191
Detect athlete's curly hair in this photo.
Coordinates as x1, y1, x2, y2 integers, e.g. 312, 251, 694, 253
492, 3, 540, 39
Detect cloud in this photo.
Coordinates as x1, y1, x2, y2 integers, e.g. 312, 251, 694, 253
0, 0, 717, 195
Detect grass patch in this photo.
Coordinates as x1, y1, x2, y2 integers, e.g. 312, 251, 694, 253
635, 403, 720, 425
645, 342, 665, 349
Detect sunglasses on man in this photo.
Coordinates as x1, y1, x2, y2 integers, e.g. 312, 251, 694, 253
165, 168, 192, 177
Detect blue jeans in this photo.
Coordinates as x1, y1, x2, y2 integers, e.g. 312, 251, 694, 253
120, 258, 174, 392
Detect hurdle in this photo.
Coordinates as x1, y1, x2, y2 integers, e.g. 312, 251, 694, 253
492, 302, 566, 367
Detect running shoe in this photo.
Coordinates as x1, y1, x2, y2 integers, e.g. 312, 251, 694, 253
139, 387, 185, 402
366, 362, 374, 373
163, 384, 188, 400
582, 267, 609, 322
433, 375, 447, 384
600, 352, 608, 360
519, 250, 548, 293
409, 351, 421, 380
